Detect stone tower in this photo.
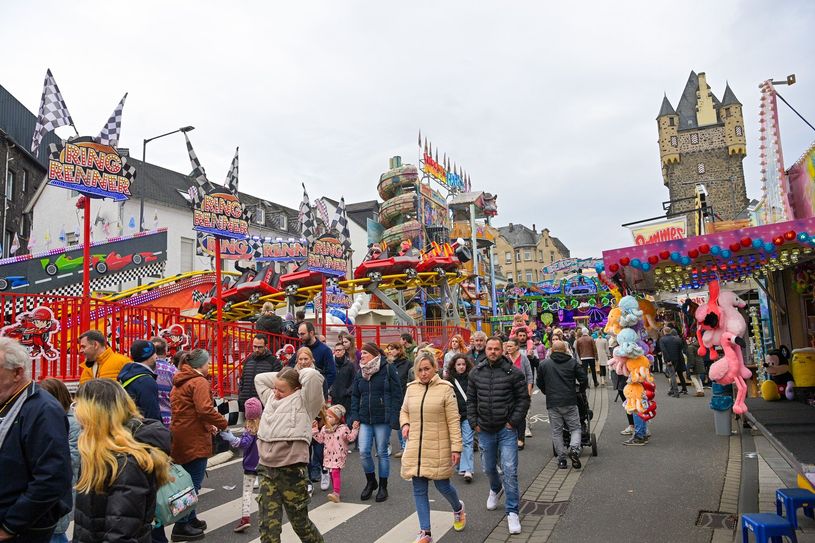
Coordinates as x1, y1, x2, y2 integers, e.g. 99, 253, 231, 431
657, 71, 748, 235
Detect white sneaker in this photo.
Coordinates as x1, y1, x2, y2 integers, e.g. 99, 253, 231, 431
507, 512, 522, 534
486, 488, 503, 511
524, 427, 532, 437
620, 426, 634, 435
320, 471, 331, 491
253, 476, 259, 489
307, 483, 314, 497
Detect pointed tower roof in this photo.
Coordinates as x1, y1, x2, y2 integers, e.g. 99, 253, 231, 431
721, 83, 742, 106
657, 94, 676, 119
675, 70, 721, 129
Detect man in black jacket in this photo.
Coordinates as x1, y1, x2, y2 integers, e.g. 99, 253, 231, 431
537, 340, 588, 470
255, 302, 283, 335
238, 335, 282, 412
658, 328, 688, 397
118, 339, 161, 421
0, 338, 72, 542
466, 336, 529, 535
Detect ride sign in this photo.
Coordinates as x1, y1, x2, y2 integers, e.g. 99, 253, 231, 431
307, 233, 348, 276
193, 191, 249, 240
47, 138, 136, 201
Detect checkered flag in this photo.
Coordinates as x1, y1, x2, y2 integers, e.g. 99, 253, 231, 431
97, 93, 127, 147
31, 69, 76, 156
191, 290, 207, 303
299, 183, 317, 244
184, 132, 209, 207
330, 197, 353, 255
224, 147, 239, 193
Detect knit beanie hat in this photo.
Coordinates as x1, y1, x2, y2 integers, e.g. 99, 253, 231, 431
130, 340, 156, 363
187, 349, 210, 369
327, 404, 346, 421
244, 397, 263, 420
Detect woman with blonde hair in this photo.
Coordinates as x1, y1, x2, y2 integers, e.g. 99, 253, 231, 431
295, 346, 315, 369
443, 334, 468, 372
401, 351, 465, 542
72, 379, 172, 543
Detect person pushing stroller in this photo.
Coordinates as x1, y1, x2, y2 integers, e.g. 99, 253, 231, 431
536, 340, 588, 469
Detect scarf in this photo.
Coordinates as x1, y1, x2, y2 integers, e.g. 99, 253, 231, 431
360, 355, 381, 381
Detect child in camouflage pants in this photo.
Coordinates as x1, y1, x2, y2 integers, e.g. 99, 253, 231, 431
257, 463, 323, 542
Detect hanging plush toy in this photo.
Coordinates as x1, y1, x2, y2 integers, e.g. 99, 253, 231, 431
608, 296, 657, 420
695, 280, 751, 414
761, 346, 794, 401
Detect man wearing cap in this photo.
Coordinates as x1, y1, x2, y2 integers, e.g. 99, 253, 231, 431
117, 339, 161, 421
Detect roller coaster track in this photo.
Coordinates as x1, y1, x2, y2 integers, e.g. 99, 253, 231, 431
97, 270, 240, 302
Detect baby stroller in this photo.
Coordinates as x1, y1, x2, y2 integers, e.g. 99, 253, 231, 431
553, 388, 598, 457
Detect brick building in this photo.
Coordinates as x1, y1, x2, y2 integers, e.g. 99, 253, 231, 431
493, 223, 570, 284
657, 71, 749, 235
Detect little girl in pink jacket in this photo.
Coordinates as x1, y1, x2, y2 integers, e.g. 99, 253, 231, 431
312, 404, 359, 503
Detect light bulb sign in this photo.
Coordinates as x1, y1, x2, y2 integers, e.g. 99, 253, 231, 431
47, 138, 136, 201
197, 232, 307, 262
193, 191, 249, 240
421, 152, 465, 193
307, 233, 348, 276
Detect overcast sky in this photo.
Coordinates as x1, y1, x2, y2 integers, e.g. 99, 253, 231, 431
3, 1, 814, 257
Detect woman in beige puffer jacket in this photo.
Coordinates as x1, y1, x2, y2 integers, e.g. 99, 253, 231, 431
400, 351, 466, 540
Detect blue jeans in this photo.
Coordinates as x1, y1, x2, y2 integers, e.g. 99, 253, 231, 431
177, 457, 207, 525
633, 413, 648, 439
455, 420, 474, 473
50, 535, 68, 543
358, 423, 391, 478
412, 477, 462, 531
309, 441, 325, 479
478, 426, 520, 514
398, 431, 407, 451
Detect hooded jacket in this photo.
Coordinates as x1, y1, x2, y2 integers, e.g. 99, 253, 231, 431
466, 356, 530, 433
255, 367, 325, 445
79, 347, 130, 384
536, 351, 588, 409
238, 350, 282, 408
170, 365, 228, 464
0, 383, 72, 539
255, 313, 283, 335
118, 363, 161, 421
72, 418, 171, 543
400, 374, 462, 480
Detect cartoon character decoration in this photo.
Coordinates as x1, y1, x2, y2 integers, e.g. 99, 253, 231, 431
364, 244, 385, 262
276, 343, 295, 364
790, 348, 815, 404
1, 306, 60, 361
761, 346, 794, 401
398, 239, 420, 257
159, 324, 189, 358
510, 313, 535, 351
694, 280, 751, 414
606, 295, 657, 421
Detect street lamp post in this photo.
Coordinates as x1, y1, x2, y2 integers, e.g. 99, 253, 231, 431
140, 126, 194, 231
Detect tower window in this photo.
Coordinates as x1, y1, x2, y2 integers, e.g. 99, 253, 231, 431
725, 107, 731, 118
697, 163, 705, 174
690, 133, 699, 144
735, 125, 743, 137
670, 135, 678, 147
669, 117, 675, 127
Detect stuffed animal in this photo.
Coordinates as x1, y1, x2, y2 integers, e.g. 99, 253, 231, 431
604, 307, 624, 336
761, 346, 794, 401
625, 355, 652, 384
613, 328, 644, 359
623, 382, 645, 414
618, 296, 643, 328
638, 298, 659, 334
791, 348, 815, 387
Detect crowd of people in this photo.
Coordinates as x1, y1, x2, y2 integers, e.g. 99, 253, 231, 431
1, 317, 714, 543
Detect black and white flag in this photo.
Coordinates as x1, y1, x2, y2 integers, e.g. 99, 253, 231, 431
224, 147, 239, 193
299, 183, 317, 244
97, 93, 128, 147
184, 132, 208, 206
330, 197, 352, 255
31, 69, 75, 156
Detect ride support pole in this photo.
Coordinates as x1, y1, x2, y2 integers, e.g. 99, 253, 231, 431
81, 196, 91, 330
215, 237, 224, 397
321, 273, 327, 337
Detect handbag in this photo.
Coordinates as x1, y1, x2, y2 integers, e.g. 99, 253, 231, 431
155, 463, 198, 526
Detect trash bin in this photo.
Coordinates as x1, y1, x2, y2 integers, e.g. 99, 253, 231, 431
713, 408, 732, 436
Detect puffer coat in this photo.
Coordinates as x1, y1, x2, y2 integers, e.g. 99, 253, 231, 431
349, 360, 402, 428
466, 356, 530, 433
399, 374, 462, 480
170, 365, 227, 464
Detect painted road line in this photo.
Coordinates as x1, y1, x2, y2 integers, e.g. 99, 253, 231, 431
57, 273, 73, 279
374, 510, 454, 543
35, 278, 52, 284
208, 456, 242, 471
248, 502, 369, 543
166, 493, 258, 533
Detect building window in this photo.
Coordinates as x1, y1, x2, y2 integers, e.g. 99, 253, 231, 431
544, 238, 549, 247
550, 251, 555, 262
254, 204, 265, 226
669, 117, 675, 127
180, 237, 194, 273
505, 251, 511, 264
690, 133, 699, 144
670, 135, 678, 147
725, 107, 731, 118
3, 230, 11, 257
525, 271, 533, 283
274, 212, 288, 231
735, 125, 743, 137
697, 163, 705, 174
20, 171, 28, 194
524, 249, 531, 261
66, 232, 79, 246
538, 250, 543, 261
515, 250, 521, 262
5, 170, 13, 199
506, 273, 513, 283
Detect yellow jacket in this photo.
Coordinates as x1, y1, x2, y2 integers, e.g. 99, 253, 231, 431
399, 374, 462, 480
79, 347, 130, 384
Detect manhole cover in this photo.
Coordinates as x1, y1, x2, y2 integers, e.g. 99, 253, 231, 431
696, 510, 737, 530
520, 500, 568, 516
